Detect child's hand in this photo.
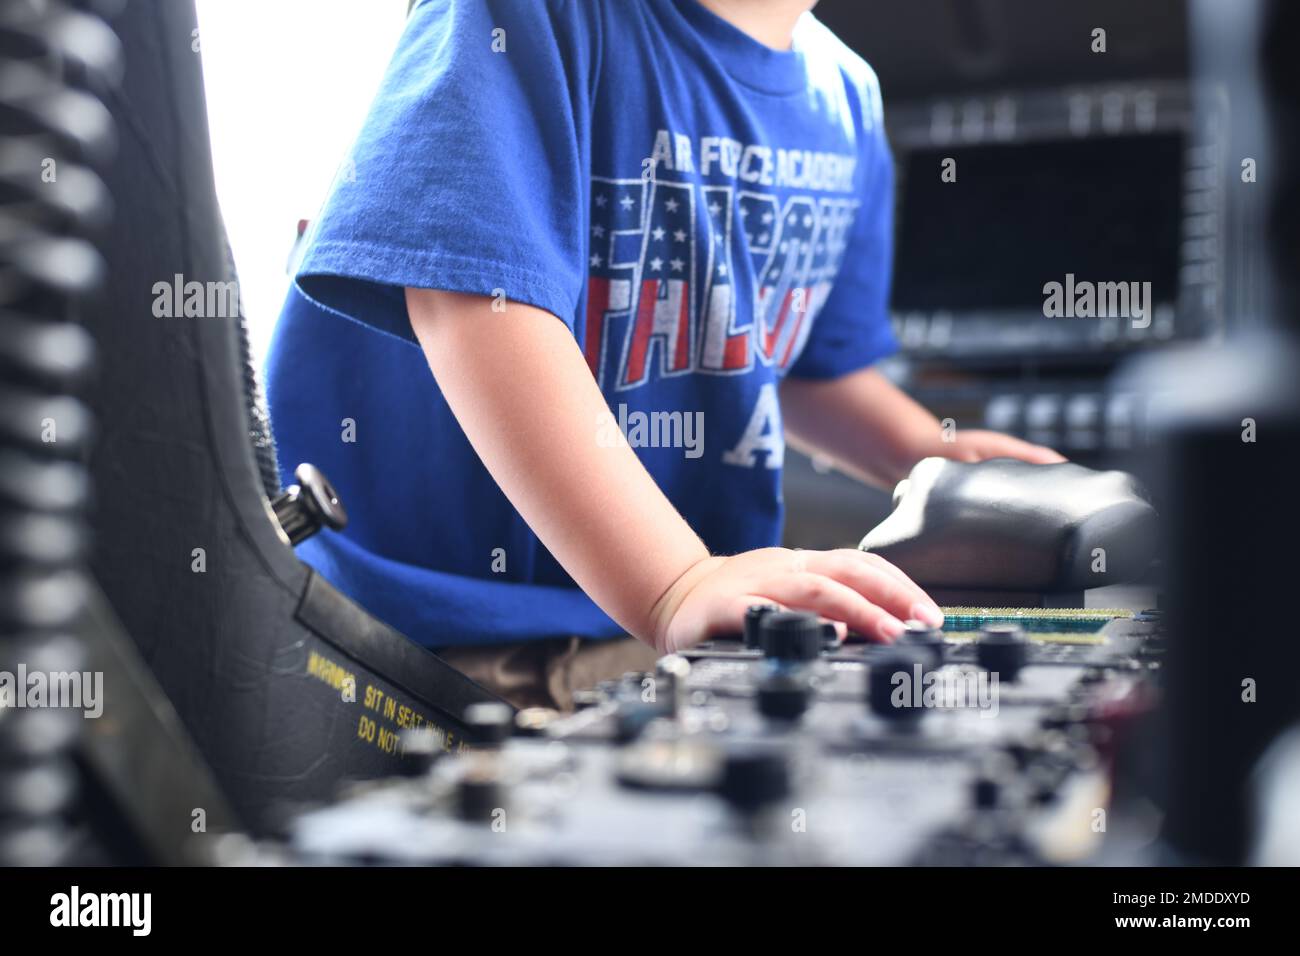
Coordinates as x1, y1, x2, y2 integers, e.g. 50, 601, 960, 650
410, 291, 948, 657
942, 429, 1066, 465
781, 368, 1066, 490
649, 548, 945, 654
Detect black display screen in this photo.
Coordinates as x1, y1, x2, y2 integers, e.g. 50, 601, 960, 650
891, 133, 1185, 313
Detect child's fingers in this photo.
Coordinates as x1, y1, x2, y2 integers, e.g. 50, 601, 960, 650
723, 598, 847, 643
1016, 442, 1067, 464
983, 433, 1067, 464
757, 573, 904, 642
855, 549, 929, 595
807, 550, 941, 627
721, 595, 786, 637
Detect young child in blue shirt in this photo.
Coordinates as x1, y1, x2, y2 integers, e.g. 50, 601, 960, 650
266, 0, 1060, 706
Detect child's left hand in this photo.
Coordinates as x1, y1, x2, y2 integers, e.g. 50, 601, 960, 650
781, 368, 1068, 489
941, 429, 1066, 465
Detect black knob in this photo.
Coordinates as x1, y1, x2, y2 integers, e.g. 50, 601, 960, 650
718, 744, 790, 813
971, 752, 1017, 810
897, 620, 945, 667
743, 604, 778, 648
271, 463, 347, 545
759, 611, 823, 661
971, 774, 1001, 810
868, 647, 929, 722
396, 727, 444, 776
464, 701, 514, 746
976, 623, 1028, 681
456, 766, 504, 822
614, 702, 661, 744
655, 654, 691, 716
756, 672, 812, 721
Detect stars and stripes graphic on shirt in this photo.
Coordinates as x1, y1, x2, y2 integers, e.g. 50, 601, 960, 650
583, 173, 858, 392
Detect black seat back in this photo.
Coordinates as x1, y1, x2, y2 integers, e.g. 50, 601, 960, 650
82, 0, 500, 832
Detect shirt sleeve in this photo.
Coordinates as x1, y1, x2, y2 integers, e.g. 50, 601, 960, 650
295, 0, 597, 343
786, 70, 899, 379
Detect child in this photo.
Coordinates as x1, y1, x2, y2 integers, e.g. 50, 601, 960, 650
266, 0, 1061, 708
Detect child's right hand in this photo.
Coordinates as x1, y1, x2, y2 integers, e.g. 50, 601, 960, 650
648, 548, 945, 654
408, 289, 944, 658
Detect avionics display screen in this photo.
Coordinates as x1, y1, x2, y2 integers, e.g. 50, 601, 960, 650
891, 133, 1184, 313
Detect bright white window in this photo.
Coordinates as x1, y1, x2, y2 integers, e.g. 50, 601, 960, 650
196, 0, 409, 365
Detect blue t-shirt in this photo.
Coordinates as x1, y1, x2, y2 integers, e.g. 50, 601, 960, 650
266, 0, 898, 647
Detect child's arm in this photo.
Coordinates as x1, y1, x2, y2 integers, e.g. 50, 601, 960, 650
407, 287, 944, 652
780, 366, 1065, 490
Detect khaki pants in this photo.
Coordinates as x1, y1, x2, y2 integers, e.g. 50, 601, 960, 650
436, 636, 661, 711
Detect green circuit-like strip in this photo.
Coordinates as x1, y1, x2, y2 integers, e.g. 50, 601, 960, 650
938, 606, 1132, 644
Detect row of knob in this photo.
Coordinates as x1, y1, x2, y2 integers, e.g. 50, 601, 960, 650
745, 606, 1031, 722
401, 614, 1046, 833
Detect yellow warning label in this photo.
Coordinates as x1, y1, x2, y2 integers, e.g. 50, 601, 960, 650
306, 650, 355, 693
305, 649, 468, 757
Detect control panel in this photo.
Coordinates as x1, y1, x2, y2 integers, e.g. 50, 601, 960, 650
286, 605, 1163, 866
